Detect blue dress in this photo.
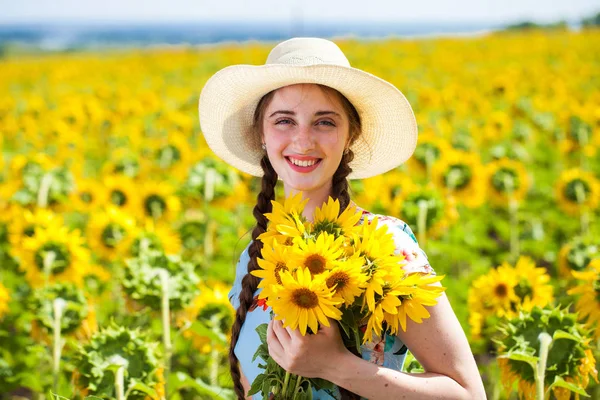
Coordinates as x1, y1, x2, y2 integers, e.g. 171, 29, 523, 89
228, 210, 436, 399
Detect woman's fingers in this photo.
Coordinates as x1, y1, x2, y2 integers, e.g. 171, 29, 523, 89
272, 319, 292, 347
266, 320, 284, 358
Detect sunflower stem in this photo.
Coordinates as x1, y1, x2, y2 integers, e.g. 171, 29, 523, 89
204, 220, 216, 258
43, 251, 57, 287
159, 269, 172, 395
508, 196, 520, 263
282, 371, 291, 397
209, 314, 220, 386
574, 182, 589, 237
425, 148, 435, 182
536, 332, 552, 400
417, 199, 429, 247
52, 298, 66, 393
37, 172, 54, 208
205, 167, 216, 203
115, 364, 125, 400
292, 375, 303, 399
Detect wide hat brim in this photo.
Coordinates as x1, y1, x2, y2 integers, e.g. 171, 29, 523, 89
199, 63, 417, 180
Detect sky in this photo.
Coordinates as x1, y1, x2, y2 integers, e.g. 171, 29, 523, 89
0, 0, 598, 24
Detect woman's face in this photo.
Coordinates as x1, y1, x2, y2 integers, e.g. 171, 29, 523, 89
262, 84, 349, 197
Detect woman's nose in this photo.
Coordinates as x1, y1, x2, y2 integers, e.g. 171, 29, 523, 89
292, 125, 315, 150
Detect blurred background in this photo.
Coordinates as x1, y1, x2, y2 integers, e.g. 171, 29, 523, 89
1, 1, 600, 399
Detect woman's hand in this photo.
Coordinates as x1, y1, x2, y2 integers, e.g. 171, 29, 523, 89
266, 318, 349, 378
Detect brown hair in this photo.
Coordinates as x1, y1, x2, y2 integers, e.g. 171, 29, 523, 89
229, 84, 362, 400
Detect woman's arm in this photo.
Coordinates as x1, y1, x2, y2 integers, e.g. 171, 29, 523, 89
268, 283, 486, 400
322, 288, 486, 399
240, 370, 253, 400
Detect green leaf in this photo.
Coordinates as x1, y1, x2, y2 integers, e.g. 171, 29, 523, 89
552, 330, 580, 342
125, 380, 157, 398
248, 373, 267, 396
189, 320, 227, 345
499, 352, 538, 370
547, 376, 590, 397
256, 323, 268, 344
168, 371, 234, 400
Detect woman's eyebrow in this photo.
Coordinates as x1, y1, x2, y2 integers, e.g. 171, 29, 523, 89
268, 110, 341, 118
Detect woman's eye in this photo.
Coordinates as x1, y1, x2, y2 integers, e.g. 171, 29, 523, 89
275, 119, 293, 125
318, 120, 335, 127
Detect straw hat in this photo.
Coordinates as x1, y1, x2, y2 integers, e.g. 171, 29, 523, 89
198, 37, 418, 180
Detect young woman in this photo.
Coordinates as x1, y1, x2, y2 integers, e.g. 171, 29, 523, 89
199, 37, 486, 400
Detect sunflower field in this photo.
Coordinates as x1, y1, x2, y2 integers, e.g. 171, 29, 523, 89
1, 28, 600, 399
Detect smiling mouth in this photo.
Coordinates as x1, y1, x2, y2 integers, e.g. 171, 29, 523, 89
285, 157, 322, 167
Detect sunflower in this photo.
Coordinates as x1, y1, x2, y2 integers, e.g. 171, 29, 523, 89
262, 191, 309, 238
177, 281, 234, 354
136, 180, 181, 223
431, 149, 486, 208
355, 170, 416, 215
289, 232, 346, 277
394, 183, 458, 240
558, 236, 599, 278
486, 158, 530, 206
555, 168, 600, 216
568, 258, 600, 338
511, 256, 554, 312
250, 240, 293, 299
312, 197, 362, 238
69, 177, 109, 214
87, 206, 138, 261
383, 273, 445, 336
0, 282, 9, 319
469, 263, 518, 319
7, 206, 64, 252
496, 306, 597, 400
129, 218, 181, 257
407, 130, 453, 177
14, 223, 91, 288
269, 267, 342, 336
144, 133, 193, 182
102, 174, 140, 215
323, 257, 368, 306
100, 147, 141, 179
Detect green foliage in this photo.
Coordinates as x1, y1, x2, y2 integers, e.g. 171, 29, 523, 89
72, 322, 161, 399
122, 249, 200, 311
29, 282, 88, 334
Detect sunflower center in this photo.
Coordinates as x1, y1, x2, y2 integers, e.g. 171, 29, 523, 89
495, 283, 509, 298
156, 145, 182, 168
564, 179, 591, 203
291, 288, 319, 309
415, 143, 441, 167
443, 164, 472, 190
131, 234, 162, 256
326, 271, 350, 291
110, 190, 128, 206
34, 242, 71, 274
567, 243, 595, 272
101, 223, 126, 248
145, 195, 167, 219
304, 254, 326, 275
179, 221, 204, 249
492, 168, 520, 193
24, 225, 36, 237
514, 279, 533, 300
402, 193, 441, 227
113, 159, 139, 177
80, 192, 93, 203
274, 262, 287, 285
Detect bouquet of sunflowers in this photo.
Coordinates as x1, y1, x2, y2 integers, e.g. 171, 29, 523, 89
248, 192, 445, 399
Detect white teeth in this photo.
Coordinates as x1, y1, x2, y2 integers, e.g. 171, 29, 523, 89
289, 158, 318, 167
